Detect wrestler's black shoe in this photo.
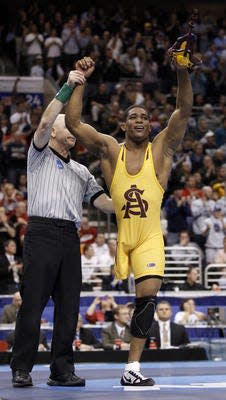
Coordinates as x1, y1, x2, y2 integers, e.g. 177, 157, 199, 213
47, 372, 85, 387
12, 369, 33, 387
121, 370, 155, 386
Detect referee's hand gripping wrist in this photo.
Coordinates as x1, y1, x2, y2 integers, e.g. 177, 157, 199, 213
67, 70, 86, 88
55, 71, 86, 103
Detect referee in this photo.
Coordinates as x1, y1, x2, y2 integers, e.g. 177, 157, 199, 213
10, 70, 113, 387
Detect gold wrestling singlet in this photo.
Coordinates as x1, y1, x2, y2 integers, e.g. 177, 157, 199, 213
110, 143, 165, 280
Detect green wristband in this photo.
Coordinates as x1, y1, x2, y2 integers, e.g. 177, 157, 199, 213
55, 83, 74, 104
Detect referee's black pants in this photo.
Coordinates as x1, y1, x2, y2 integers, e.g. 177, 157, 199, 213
10, 217, 82, 377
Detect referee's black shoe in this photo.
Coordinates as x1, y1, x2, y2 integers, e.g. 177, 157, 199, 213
12, 370, 33, 387
47, 372, 85, 387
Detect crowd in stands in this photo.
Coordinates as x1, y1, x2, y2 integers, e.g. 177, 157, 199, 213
1, 292, 214, 353
0, 2, 226, 296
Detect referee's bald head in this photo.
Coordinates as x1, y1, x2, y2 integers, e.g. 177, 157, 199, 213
50, 114, 76, 149
53, 113, 66, 130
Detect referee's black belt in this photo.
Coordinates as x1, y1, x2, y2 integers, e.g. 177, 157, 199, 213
28, 216, 77, 229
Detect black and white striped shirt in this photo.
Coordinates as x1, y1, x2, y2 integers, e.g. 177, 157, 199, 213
27, 142, 103, 227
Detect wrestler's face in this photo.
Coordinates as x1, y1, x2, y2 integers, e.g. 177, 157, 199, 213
124, 107, 151, 144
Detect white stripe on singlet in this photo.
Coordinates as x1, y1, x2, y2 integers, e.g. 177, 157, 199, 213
27, 142, 103, 227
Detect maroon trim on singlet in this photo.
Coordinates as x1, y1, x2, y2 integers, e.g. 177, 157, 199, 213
121, 146, 125, 161
135, 275, 163, 284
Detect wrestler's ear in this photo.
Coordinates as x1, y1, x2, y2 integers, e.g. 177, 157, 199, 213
120, 122, 126, 132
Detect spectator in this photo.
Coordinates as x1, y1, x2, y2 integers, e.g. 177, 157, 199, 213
30, 55, 44, 77
6, 330, 49, 352
140, 52, 159, 95
9, 200, 28, 227
79, 216, 97, 246
181, 136, 193, 156
0, 207, 16, 250
170, 231, 202, 265
201, 130, 217, 156
61, 18, 80, 70
92, 232, 109, 260
174, 298, 207, 325
212, 148, 225, 168
214, 117, 226, 147
190, 186, 216, 249
102, 264, 128, 292
107, 33, 123, 60
16, 174, 27, 199
199, 103, 220, 131
0, 239, 23, 294
9, 99, 31, 133
45, 58, 65, 88
1, 183, 24, 215
190, 142, 204, 173
212, 164, 226, 198
0, 291, 22, 323
85, 295, 117, 324
81, 244, 100, 291
119, 46, 136, 78
0, 114, 11, 144
203, 207, 226, 264
217, 266, 226, 289
102, 48, 121, 93
101, 100, 121, 133
164, 187, 191, 245
190, 66, 207, 98
216, 192, 226, 218
24, 23, 44, 72
44, 28, 63, 61
199, 155, 217, 185
165, 12, 180, 42
90, 83, 110, 126
98, 238, 116, 273
215, 236, 226, 263
171, 153, 192, 187
102, 305, 131, 350
148, 300, 190, 348
8, 200, 28, 254
195, 116, 209, 141
125, 302, 135, 324
73, 314, 102, 351
180, 266, 205, 291
77, 25, 92, 57
182, 175, 203, 199
5, 131, 28, 185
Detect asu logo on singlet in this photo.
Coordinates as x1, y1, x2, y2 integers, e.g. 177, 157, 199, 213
122, 184, 148, 218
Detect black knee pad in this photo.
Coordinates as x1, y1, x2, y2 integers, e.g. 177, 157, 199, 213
130, 296, 156, 338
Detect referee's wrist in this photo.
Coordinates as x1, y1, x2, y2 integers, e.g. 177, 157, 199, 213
55, 83, 75, 104
67, 81, 78, 90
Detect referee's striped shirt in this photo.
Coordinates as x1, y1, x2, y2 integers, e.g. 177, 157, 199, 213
27, 142, 104, 227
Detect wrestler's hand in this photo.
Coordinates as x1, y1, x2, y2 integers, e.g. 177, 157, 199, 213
67, 70, 86, 87
75, 57, 95, 78
168, 32, 202, 69
168, 47, 190, 70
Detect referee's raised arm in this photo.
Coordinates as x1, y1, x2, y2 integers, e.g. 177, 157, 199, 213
33, 70, 86, 149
